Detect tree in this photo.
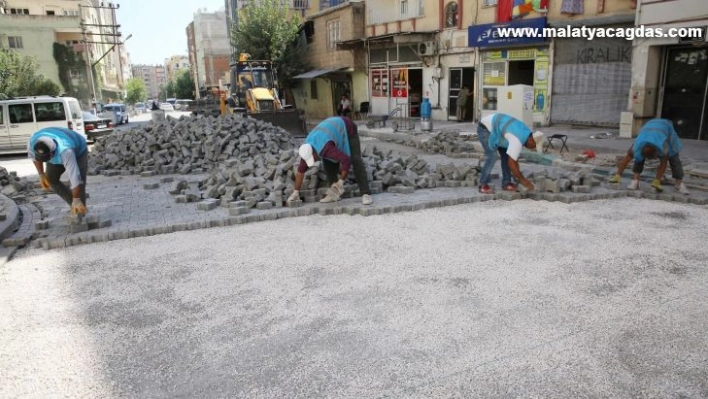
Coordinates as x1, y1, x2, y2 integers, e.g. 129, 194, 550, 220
159, 81, 175, 101
125, 78, 147, 104
230, 0, 309, 99
173, 69, 195, 99
0, 49, 61, 98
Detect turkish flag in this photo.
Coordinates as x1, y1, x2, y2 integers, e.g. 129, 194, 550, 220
497, 0, 513, 22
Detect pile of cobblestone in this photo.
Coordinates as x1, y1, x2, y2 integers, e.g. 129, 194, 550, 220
0, 166, 31, 198
407, 131, 479, 156
179, 147, 482, 208
88, 114, 297, 175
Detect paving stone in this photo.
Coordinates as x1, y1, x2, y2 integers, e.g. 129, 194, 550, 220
35, 220, 49, 230
607, 183, 622, 190
197, 199, 219, 211
444, 181, 462, 188
143, 182, 160, 190
389, 186, 415, 194
688, 197, 708, 206
287, 200, 303, 208
229, 207, 249, 216
140, 171, 157, 177
160, 176, 175, 183
572, 185, 591, 193
85, 215, 101, 229
98, 219, 112, 229
69, 223, 89, 234
672, 195, 690, 203
2, 236, 29, 247
175, 195, 189, 203
658, 194, 674, 202
256, 202, 273, 210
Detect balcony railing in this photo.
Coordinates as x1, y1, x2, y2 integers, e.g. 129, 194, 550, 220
367, 0, 424, 26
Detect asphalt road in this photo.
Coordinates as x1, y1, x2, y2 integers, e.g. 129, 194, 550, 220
1, 198, 707, 398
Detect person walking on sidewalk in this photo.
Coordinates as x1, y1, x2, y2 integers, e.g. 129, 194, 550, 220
476, 113, 545, 194
609, 118, 689, 195
28, 127, 88, 215
456, 86, 472, 122
288, 116, 373, 205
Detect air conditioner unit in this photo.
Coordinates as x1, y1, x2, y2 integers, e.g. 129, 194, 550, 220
417, 41, 437, 56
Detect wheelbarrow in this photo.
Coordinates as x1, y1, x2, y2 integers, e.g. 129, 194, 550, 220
366, 107, 401, 129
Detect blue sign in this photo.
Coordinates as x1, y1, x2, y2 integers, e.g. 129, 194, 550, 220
468, 17, 547, 48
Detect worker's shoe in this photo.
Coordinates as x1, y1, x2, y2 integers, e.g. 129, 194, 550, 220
361, 194, 373, 205
676, 182, 690, 195
319, 193, 341, 203
479, 185, 495, 194
503, 183, 518, 192
627, 180, 639, 190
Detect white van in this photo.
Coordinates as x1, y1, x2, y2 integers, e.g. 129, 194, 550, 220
174, 99, 193, 111
0, 96, 84, 154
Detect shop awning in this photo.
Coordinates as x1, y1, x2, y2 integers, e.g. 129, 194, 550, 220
293, 67, 347, 79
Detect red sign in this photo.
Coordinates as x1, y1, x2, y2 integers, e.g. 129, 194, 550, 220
391, 68, 408, 98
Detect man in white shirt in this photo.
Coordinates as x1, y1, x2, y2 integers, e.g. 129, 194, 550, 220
477, 113, 544, 193
338, 94, 352, 117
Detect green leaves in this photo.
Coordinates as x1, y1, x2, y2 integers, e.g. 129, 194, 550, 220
125, 78, 147, 105
231, 0, 302, 63
0, 49, 60, 98
173, 70, 195, 100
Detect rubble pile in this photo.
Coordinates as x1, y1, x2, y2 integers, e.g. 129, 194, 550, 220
188, 147, 482, 207
0, 166, 31, 198
88, 114, 297, 175
408, 131, 480, 156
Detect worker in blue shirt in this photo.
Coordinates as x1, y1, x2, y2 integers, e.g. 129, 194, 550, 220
477, 113, 545, 194
609, 119, 689, 195
28, 127, 89, 215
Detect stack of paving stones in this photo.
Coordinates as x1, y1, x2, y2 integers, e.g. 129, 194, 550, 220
87, 114, 297, 176
0, 166, 32, 198
407, 131, 480, 158
188, 146, 483, 209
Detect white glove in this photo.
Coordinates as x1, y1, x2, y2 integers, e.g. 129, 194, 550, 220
331, 179, 345, 197
287, 190, 300, 202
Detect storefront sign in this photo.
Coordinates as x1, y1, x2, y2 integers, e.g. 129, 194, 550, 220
468, 17, 547, 48
391, 68, 408, 98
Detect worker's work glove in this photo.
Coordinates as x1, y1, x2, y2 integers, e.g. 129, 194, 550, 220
70, 198, 87, 215
521, 181, 535, 193
331, 179, 345, 197
608, 174, 621, 184
651, 179, 664, 193
287, 190, 300, 202
39, 173, 51, 191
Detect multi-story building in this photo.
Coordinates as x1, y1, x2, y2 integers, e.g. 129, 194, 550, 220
363, 0, 637, 126
188, 9, 231, 92
629, 0, 708, 141
131, 64, 167, 99
292, 1, 367, 119
0, 0, 131, 105
165, 55, 190, 82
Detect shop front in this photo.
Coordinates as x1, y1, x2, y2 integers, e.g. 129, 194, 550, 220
468, 17, 550, 126
368, 43, 427, 120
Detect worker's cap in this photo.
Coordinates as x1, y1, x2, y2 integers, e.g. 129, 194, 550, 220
298, 144, 316, 167
33, 137, 56, 162
532, 131, 545, 153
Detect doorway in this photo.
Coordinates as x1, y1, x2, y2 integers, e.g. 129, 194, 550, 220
507, 60, 535, 86
407, 68, 423, 117
448, 67, 475, 121
331, 76, 352, 117
660, 47, 708, 140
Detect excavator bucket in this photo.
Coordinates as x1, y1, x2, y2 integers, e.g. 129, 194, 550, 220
246, 108, 309, 138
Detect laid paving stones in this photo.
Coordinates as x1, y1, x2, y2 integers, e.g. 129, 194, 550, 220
197, 199, 219, 211
143, 182, 160, 189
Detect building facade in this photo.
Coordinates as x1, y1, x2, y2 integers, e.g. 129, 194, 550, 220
131, 64, 167, 99
629, 0, 708, 140
293, 1, 367, 120
165, 55, 190, 82
190, 9, 231, 91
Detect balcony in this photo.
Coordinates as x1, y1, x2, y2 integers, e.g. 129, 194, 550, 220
367, 0, 424, 26
290, 0, 309, 9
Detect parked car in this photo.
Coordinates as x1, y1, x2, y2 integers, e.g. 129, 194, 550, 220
174, 99, 193, 111
102, 103, 128, 125
0, 96, 84, 154
134, 102, 147, 114
160, 103, 174, 112
82, 111, 114, 141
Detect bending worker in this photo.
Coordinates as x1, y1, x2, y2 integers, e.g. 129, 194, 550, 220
29, 127, 88, 215
477, 113, 544, 194
609, 118, 689, 194
288, 116, 373, 205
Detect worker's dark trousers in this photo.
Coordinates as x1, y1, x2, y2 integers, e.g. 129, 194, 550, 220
45, 151, 88, 206
633, 154, 684, 180
323, 133, 371, 195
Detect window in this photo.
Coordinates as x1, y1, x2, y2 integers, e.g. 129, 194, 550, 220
9, 104, 34, 124
483, 0, 497, 5
46, 10, 55, 15
10, 8, 29, 15
0, 106, 4, 125
69, 69, 81, 78
326, 19, 340, 51
35, 102, 67, 122
310, 80, 318, 100
445, 2, 459, 28
8, 36, 23, 49
400, 0, 409, 16
68, 100, 82, 119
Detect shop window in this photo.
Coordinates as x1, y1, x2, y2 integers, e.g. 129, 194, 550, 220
371, 69, 389, 98
445, 2, 459, 28
310, 80, 318, 100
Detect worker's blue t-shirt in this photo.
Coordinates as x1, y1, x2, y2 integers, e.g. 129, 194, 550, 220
305, 117, 351, 157
633, 119, 682, 163
28, 127, 87, 165
488, 113, 532, 150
